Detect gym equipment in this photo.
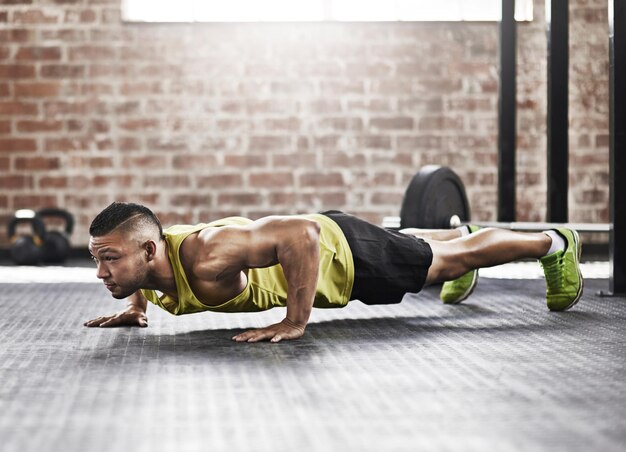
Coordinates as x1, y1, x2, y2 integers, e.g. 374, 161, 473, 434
399, 165, 471, 230
8, 210, 46, 266
497, 0, 623, 292
38, 208, 74, 263
384, 165, 610, 233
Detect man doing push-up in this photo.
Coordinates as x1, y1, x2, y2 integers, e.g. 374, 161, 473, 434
84, 202, 583, 342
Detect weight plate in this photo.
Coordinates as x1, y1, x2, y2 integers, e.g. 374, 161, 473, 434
400, 165, 471, 229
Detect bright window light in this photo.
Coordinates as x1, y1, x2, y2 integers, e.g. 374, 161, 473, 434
122, 0, 533, 23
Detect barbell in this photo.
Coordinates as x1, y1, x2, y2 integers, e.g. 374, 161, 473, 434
384, 165, 610, 233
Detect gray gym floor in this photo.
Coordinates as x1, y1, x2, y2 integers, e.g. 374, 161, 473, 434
1, 262, 625, 452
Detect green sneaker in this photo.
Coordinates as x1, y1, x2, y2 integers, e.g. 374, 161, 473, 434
539, 228, 584, 311
440, 225, 481, 304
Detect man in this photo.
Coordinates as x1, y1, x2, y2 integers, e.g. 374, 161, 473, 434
85, 202, 583, 343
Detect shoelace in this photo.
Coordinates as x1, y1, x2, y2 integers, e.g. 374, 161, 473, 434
543, 256, 565, 292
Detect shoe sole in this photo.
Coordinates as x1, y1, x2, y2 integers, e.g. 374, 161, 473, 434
552, 229, 584, 311
444, 270, 479, 305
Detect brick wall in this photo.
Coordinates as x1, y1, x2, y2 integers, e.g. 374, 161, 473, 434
0, 0, 609, 246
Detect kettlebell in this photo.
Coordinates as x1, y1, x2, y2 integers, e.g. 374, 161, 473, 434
37, 208, 74, 263
8, 210, 47, 266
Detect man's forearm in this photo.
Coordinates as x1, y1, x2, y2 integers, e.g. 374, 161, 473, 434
126, 290, 148, 313
279, 221, 320, 328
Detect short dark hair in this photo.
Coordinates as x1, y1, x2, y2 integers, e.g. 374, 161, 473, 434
89, 202, 163, 239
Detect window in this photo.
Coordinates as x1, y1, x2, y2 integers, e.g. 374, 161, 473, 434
122, 0, 533, 23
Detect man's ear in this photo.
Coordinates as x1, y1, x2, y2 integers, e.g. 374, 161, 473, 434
144, 240, 157, 261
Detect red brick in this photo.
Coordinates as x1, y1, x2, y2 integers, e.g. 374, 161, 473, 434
65, 82, 113, 96
14, 195, 58, 209
44, 101, 87, 115
249, 136, 291, 152
218, 193, 263, 205
217, 119, 250, 133
0, 120, 10, 134
15, 46, 62, 61
247, 99, 294, 115
224, 154, 267, 167
0, 47, 9, 60
15, 157, 60, 170
0, 174, 33, 189
119, 81, 164, 96
119, 119, 159, 132
147, 137, 188, 152
0, 157, 9, 171
271, 153, 316, 168
369, 117, 414, 130
318, 192, 347, 206
0, 29, 30, 42
121, 155, 167, 169
144, 175, 190, 188
96, 138, 113, 151
90, 29, 136, 43
39, 176, 68, 189
89, 119, 110, 133
319, 81, 364, 95
0, 65, 35, 79
172, 155, 217, 169
249, 172, 294, 188
118, 137, 142, 152
90, 65, 135, 78
68, 156, 113, 169
44, 138, 89, 152
12, 10, 59, 24
169, 194, 212, 207
17, 120, 63, 132
196, 174, 243, 188
0, 83, 9, 97
101, 8, 121, 23
93, 175, 133, 188
40, 64, 85, 78
0, 138, 37, 152
64, 9, 97, 24
595, 134, 609, 148
300, 172, 344, 188
417, 116, 465, 131
447, 98, 493, 112
322, 152, 367, 167
0, 101, 37, 115
318, 118, 363, 132
15, 82, 60, 97
67, 119, 84, 132
63, 193, 109, 209
40, 29, 86, 41
372, 152, 412, 166
0, 11, 6, 22
356, 136, 391, 149
69, 45, 115, 61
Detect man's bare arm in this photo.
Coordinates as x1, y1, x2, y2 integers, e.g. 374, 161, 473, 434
193, 216, 321, 342
84, 290, 148, 328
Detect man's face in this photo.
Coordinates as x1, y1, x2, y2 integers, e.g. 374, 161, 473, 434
88, 231, 149, 299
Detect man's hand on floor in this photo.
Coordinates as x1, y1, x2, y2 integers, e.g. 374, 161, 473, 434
84, 308, 148, 328
232, 318, 305, 343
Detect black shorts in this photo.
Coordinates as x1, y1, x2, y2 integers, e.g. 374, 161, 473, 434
320, 210, 433, 305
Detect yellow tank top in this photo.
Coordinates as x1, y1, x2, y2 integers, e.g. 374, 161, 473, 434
141, 214, 354, 315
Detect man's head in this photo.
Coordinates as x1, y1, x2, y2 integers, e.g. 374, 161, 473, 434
89, 202, 164, 299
